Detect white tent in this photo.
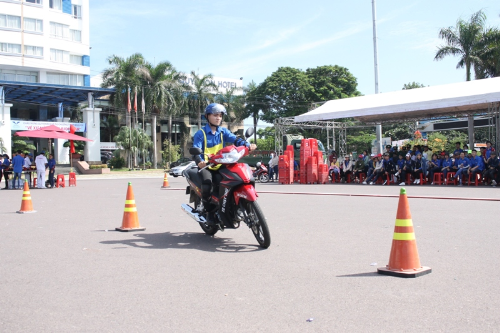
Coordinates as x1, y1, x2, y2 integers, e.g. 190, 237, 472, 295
294, 77, 500, 124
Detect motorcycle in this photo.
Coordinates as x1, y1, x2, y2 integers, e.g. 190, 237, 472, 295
181, 129, 271, 248
253, 161, 269, 183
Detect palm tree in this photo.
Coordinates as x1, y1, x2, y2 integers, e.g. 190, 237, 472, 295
475, 27, 500, 79
434, 10, 487, 81
101, 53, 145, 127
215, 87, 245, 133
114, 126, 137, 169
134, 128, 152, 169
188, 71, 217, 130
139, 61, 188, 168
101, 115, 119, 142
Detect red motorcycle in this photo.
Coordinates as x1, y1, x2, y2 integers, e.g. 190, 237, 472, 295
181, 130, 271, 248
253, 161, 270, 183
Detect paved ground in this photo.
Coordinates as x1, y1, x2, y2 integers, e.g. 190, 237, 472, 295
1, 175, 499, 332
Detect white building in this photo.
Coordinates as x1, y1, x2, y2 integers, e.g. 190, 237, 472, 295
0, 0, 90, 86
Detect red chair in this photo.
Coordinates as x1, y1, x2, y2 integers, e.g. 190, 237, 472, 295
69, 172, 77, 186
358, 173, 366, 183
406, 174, 413, 185
33, 178, 37, 188
446, 172, 457, 185
467, 172, 481, 186
56, 174, 65, 188
418, 173, 427, 185
346, 173, 352, 183
433, 172, 443, 185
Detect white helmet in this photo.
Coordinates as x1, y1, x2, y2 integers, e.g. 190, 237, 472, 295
256, 162, 262, 168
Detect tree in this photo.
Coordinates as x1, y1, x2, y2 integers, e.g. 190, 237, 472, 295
162, 139, 181, 168
187, 71, 216, 130
11, 135, 36, 154
101, 53, 145, 126
305, 65, 361, 101
475, 27, 500, 78
114, 126, 137, 169
135, 128, 152, 169
434, 10, 487, 81
403, 82, 426, 90
252, 67, 312, 123
101, 115, 119, 142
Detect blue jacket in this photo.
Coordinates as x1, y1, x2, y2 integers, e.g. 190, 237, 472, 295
456, 157, 469, 169
1, 158, 11, 170
48, 158, 56, 170
486, 148, 494, 159
441, 159, 452, 169
429, 158, 441, 168
454, 148, 463, 156
192, 124, 249, 164
470, 156, 484, 171
12, 155, 24, 173
397, 159, 404, 170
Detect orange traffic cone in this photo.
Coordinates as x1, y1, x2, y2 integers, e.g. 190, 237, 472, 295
377, 188, 431, 278
161, 172, 170, 189
116, 182, 145, 232
17, 180, 36, 214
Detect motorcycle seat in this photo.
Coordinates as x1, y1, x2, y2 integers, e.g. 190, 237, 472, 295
185, 166, 202, 187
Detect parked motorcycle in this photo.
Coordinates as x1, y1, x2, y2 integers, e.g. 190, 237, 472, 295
253, 161, 269, 183
181, 129, 271, 248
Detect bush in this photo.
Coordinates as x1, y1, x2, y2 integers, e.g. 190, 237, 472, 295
108, 157, 125, 169
89, 164, 108, 169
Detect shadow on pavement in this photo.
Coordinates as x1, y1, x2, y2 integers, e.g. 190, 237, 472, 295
100, 231, 264, 253
336, 272, 383, 278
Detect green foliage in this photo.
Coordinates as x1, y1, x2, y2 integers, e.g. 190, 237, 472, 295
346, 131, 375, 154
89, 164, 108, 169
403, 82, 426, 89
162, 139, 181, 167
383, 123, 414, 141
427, 132, 448, 152
249, 136, 275, 151
63, 140, 85, 154
108, 156, 125, 168
11, 135, 36, 153
306, 65, 361, 101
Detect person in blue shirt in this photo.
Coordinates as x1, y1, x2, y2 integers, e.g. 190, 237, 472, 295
441, 154, 453, 183
47, 153, 56, 188
485, 140, 495, 160
12, 150, 25, 189
412, 153, 424, 184
428, 154, 442, 185
398, 154, 414, 185
453, 142, 463, 156
467, 150, 484, 181
1, 154, 11, 189
192, 103, 256, 224
452, 152, 470, 185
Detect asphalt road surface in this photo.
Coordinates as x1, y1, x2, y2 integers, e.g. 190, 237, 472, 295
1, 176, 499, 332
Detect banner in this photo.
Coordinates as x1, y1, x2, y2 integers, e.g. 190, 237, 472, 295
100, 142, 118, 150
10, 120, 86, 132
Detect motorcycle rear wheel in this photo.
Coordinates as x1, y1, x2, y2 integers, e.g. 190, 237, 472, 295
259, 173, 270, 183
243, 200, 271, 248
194, 197, 218, 236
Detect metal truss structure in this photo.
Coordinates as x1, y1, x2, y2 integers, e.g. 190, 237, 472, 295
274, 117, 347, 157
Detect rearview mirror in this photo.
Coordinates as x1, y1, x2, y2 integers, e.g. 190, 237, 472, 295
245, 127, 254, 138
189, 147, 202, 155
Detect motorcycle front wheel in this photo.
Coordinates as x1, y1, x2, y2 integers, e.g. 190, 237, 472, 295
259, 173, 270, 183
242, 200, 271, 248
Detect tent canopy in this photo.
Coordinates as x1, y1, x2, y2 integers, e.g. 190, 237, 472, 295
15, 125, 92, 141
294, 77, 500, 124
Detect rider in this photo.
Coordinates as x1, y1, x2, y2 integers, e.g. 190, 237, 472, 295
192, 103, 256, 223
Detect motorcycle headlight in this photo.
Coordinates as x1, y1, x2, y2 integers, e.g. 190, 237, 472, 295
214, 149, 246, 164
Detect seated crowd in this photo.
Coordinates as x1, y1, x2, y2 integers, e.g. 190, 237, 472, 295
327, 141, 499, 186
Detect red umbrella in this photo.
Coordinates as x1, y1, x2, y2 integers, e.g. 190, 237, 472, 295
14, 125, 92, 141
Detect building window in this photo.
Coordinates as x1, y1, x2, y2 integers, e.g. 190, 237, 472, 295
70, 54, 82, 65
0, 70, 38, 83
49, 0, 62, 10
25, 45, 43, 57
50, 48, 69, 63
50, 22, 69, 39
0, 43, 22, 54
72, 5, 82, 19
25, 0, 43, 4
47, 73, 83, 86
24, 18, 43, 33
70, 29, 81, 42
0, 14, 22, 30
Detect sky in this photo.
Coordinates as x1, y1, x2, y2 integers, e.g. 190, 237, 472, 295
89, 0, 500, 128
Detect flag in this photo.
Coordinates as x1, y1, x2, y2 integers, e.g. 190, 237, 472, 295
141, 88, 145, 114
69, 124, 77, 154
127, 88, 131, 113
134, 90, 137, 113
58, 103, 63, 118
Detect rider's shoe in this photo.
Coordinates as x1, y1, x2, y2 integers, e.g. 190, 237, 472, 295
206, 211, 216, 225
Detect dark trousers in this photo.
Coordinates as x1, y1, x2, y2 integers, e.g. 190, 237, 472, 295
400, 170, 409, 183
413, 169, 423, 181
13, 172, 22, 189
429, 167, 441, 183
199, 167, 223, 203
340, 170, 352, 180
2, 171, 9, 189
484, 168, 496, 183
48, 170, 55, 188
269, 165, 274, 180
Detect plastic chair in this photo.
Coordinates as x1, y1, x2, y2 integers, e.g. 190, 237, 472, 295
446, 172, 457, 185
56, 174, 65, 188
69, 172, 77, 187
433, 173, 443, 185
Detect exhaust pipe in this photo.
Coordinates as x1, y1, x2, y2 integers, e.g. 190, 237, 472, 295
181, 204, 207, 223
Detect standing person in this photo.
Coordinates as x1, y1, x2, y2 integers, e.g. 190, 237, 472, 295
268, 152, 275, 182
23, 152, 33, 187
453, 142, 463, 156
12, 150, 24, 189
485, 140, 495, 159
47, 154, 56, 188
1, 154, 11, 189
340, 155, 353, 183
270, 153, 279, 182
35, 151, 48, 189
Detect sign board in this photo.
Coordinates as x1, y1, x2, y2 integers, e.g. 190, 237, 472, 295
100, 142, 118, 150
10, 120, 86, 132
179, 75, 243, 95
